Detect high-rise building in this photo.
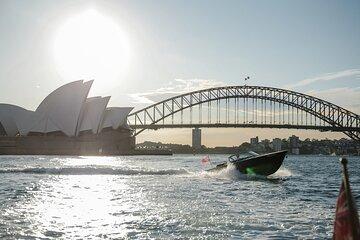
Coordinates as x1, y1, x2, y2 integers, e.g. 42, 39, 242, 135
272, 138, 282, 151
289, 135, 300, 155
261, 139, 270, 148
250, 136, 259, 145
192, 128, 202, 149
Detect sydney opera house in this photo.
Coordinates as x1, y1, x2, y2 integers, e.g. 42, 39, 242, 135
0, 80, 135, 155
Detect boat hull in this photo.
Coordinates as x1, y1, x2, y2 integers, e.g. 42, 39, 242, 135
208, 150, 287, 176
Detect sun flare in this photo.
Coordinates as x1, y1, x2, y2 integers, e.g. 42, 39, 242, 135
53, 9, 130, 90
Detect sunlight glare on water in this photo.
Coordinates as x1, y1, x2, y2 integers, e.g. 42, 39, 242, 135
0, 154, 359, 239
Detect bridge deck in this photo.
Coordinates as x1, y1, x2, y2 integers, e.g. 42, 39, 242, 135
130, 123, 357, 132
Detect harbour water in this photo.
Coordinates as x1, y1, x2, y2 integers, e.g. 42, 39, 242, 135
0, 154, 359, 239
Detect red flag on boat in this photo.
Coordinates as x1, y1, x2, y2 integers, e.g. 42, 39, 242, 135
333, 158, 360, 240
201, 155, 211, 166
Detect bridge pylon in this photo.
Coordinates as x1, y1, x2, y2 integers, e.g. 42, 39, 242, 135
192, 128, 202, 149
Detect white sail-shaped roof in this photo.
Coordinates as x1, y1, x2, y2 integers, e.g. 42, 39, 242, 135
27, 80, 93, 136
0, 104, 34, 136
0, 80, 135, 137
101, 107, 133, 130
0, 122, 6, 136
78, 96, 110, 134
0, 114, 18, 136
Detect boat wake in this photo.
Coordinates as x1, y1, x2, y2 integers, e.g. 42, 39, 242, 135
201, 163, 293, 181
201, 163, 245, 180
0, 167, 190, 176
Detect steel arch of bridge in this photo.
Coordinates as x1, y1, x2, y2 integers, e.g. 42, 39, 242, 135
128, 85, 360, 141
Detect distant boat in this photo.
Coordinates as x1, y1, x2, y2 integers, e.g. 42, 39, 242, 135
207, 150, 287, 176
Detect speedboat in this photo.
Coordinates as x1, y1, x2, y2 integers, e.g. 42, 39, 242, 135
207, 150, 287, 176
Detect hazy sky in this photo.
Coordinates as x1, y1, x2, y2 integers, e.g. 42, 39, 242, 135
0, 0, 359, 146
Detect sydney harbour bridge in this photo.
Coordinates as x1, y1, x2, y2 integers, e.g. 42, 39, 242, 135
127, 85, 360, 142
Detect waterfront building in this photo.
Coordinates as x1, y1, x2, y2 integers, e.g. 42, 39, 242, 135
0, 80, 134, 155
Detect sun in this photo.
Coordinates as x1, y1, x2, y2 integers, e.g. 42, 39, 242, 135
53, 9, 130, 91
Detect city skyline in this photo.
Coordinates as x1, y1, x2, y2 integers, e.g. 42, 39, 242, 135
0, 0, 359, 146
137, 134, 359, 156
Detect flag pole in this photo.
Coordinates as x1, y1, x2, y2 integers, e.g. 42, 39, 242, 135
340, 157, 360, 238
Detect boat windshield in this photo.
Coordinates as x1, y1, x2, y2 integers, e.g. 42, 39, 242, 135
228, 151, 259, 163
248, 151, 259, 156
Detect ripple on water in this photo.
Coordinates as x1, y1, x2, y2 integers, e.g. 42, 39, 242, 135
0, 155, 358, 239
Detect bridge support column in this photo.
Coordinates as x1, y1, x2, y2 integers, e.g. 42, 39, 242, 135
192, 128, 202, 149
